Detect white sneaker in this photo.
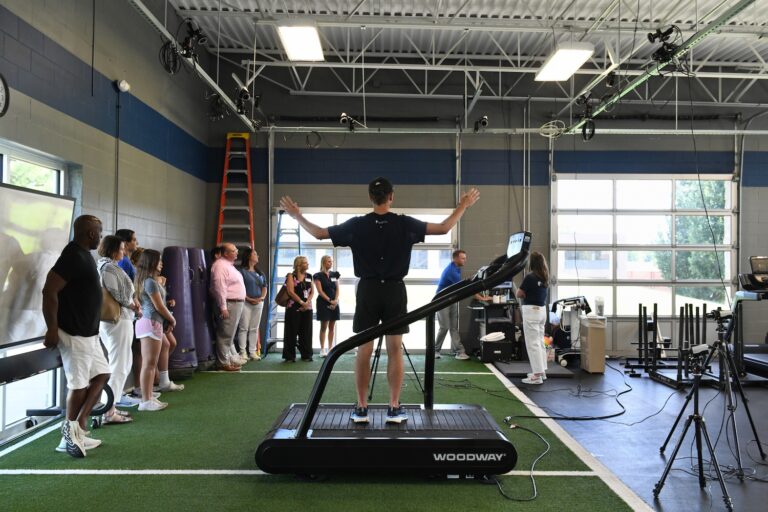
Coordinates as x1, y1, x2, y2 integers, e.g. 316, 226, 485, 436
521, 375, 544, 385
159, 381, 185, 392
528, 372, 547, 381
455, 351, 470, 360
320, 348, 328, 358
138, 398, 168, 411
116, 394, 141, 407
60, 420, 85, 458
249, 351, 261, 361
56, 435, 101, 452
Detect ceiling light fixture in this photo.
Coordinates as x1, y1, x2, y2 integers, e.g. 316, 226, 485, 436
276, 21, 324, 62
534, 42, 595, 82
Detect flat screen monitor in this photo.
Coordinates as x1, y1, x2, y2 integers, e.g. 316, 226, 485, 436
506, 232, 531, 258
0, 184, 75, 347
750, 256, 768, 275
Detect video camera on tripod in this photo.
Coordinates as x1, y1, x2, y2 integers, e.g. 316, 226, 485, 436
705, 308, 732, 323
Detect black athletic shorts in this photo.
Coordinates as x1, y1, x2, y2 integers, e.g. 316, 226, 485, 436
353, 279, 409, 335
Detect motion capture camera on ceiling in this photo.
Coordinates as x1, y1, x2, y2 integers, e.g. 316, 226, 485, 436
340, 112, 350, 125
473, 115, 489, 133
648, 25, 679, 64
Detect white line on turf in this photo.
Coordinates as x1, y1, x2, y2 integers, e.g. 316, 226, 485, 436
0, 469, 597, 477
0, 422, 62, 459
486, 363, 653, 512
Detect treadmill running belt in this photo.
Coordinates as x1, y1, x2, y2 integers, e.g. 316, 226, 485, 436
275, 404, 500, 437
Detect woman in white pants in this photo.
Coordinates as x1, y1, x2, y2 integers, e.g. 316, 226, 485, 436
237, 248, 267, 360
97, 235, 140, 423
516, 252, 550, 385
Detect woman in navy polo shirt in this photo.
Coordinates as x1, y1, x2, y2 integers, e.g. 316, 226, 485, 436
516, 252, 550, 385
313, 255, 340, 357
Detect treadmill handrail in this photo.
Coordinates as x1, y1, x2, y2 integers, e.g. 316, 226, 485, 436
295, 236, 531, 438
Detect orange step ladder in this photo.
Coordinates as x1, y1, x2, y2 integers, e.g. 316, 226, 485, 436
216, 132, 255, 248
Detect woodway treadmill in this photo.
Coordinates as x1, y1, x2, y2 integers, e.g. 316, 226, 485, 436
256, 232, 531, 477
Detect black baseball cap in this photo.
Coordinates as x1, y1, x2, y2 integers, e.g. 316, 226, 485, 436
368, 177, 393, 196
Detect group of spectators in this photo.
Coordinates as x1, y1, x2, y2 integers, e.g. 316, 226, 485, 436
208, 242, 340, 368
42, 218, 185, 459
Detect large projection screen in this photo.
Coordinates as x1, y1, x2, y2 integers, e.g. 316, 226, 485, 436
0, 183, 75, 348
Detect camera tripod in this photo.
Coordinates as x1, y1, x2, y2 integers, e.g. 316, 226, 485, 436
368, 335, 424, 401
654, 314, 765, 512
653, 348, 733, 511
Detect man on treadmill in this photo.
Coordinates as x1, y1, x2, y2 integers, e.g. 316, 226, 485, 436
280, 177, 479, 424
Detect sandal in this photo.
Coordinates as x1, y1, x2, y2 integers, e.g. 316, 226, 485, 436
104, 411, 133, 424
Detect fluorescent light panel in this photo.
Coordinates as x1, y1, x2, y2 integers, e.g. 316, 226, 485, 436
535, 43, 594, 81
277, 25, 324, 62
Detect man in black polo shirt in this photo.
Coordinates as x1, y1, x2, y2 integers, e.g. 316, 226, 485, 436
42, 215, 110, 458
280, 177, 479, 424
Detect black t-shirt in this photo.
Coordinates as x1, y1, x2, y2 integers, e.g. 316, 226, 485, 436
51, 241, 102, 336
328, 212, 427, 280
519, 272, 548, 307
313, 271, 340, 305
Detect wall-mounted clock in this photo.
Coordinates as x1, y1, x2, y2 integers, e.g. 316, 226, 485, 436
0, 73, 9, 117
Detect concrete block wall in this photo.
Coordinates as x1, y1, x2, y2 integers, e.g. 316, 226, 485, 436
0, 1, 213, 250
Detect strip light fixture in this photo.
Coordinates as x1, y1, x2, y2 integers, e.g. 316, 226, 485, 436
535, 42, 595, 81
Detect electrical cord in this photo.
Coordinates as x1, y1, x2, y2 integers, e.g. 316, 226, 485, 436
685, 76, 731, 310
492, 423, 550, 501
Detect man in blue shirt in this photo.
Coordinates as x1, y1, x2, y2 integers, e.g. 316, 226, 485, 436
435, 249, 469, 360
114, 229, 137, 280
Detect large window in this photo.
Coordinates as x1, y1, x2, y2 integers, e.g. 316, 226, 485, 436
553, 176, 734, 316
271, 209, 454, 350
0, 142, 66, 442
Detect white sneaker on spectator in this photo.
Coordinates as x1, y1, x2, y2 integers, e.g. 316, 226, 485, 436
60, 420, 85, 458
159, 381, 185, 392
455, 351, 470, 360
138, 398, 168, 411
250, 351, 261, 361
116, 394, 141, 407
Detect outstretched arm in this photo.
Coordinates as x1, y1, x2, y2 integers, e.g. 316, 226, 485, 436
426, 188, 480, 235
279, 196, 330, 240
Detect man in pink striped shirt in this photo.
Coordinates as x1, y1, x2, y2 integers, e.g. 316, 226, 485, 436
210, 243, 246, 371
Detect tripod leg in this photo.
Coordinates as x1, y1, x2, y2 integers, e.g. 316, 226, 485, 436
401, 344, 424, 394
660, 386, 694, 453
368, 337, 384, 401
695, 416, 705, 488
725, 346, 767, 461
700, 420, 734, 512
654, 415, 695, 498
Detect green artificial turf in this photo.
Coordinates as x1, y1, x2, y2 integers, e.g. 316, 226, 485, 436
0, 353, 633, 511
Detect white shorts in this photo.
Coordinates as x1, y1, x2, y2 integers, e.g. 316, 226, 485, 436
58, 329, 110, 390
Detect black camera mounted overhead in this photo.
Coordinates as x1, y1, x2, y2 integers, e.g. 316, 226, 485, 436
180, 18, 207, 58
648, 25, 681, 64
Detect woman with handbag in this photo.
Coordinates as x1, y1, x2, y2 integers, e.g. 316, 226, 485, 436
282, 255, 314, 362
97, 235, 141, 424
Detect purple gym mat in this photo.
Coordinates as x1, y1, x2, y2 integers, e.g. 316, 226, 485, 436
188, 247, 215, 365
161, 246, 197, 371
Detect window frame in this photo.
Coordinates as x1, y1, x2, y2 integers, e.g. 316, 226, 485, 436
0, 142, 65, 195
551, 174, 736, 317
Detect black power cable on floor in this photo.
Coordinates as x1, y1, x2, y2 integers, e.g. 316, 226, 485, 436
490, 423, 551, 502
